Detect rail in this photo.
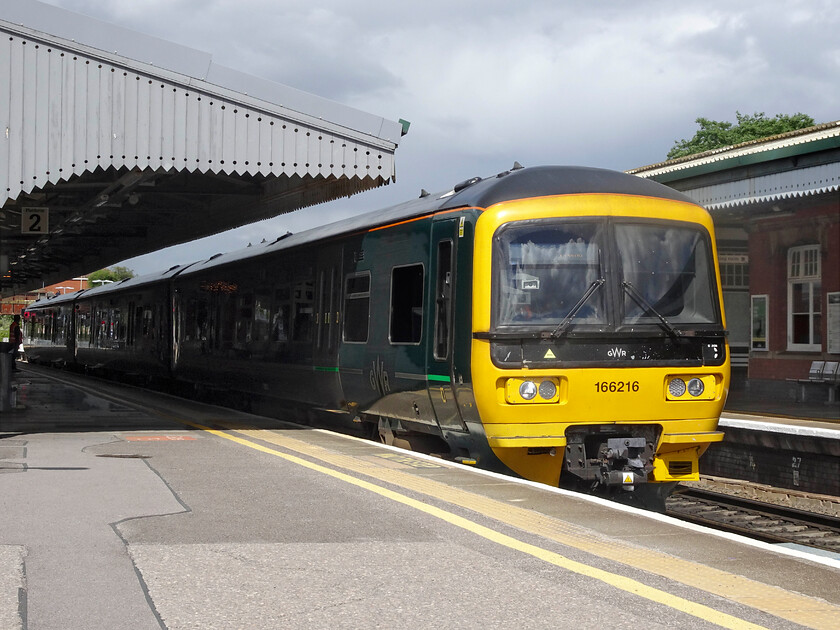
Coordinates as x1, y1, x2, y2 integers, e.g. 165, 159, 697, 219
665, 486, 840, 553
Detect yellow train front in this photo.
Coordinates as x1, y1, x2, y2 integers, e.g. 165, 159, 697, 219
468, 168, 729, 508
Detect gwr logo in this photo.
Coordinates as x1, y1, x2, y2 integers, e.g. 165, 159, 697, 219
608, 347, 627, 358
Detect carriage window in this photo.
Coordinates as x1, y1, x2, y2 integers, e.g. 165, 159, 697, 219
343, 273, 370, 343
390, 264, 424, 344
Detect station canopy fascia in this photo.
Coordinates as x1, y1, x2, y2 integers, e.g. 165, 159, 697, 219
0, 0, 407, 296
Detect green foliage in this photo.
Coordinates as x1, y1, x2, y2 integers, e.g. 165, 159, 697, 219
0, 314, 11, 341
667, 112, 816, 160
87, 266, 135, 283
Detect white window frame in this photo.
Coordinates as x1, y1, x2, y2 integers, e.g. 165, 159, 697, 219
787, 245, 821, 352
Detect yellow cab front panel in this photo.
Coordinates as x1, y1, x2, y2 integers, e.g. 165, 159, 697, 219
471, 193, 730, 492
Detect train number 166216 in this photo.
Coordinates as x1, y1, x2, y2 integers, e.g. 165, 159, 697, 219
595, 381, 640, 393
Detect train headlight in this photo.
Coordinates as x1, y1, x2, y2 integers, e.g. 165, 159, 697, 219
665, 375, 717, 401
505, 377, 561, 404
668, 378, 686, 397
538, 380, 557, 400
687, 378, 705, 397
519, 381, 538, 400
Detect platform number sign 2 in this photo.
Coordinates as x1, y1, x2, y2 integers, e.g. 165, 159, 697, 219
22, 207, 49, 235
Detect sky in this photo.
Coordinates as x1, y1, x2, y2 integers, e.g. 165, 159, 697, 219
43, 0, 840, 276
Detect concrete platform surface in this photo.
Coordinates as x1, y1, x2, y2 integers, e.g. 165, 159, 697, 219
1, 365, 839, 630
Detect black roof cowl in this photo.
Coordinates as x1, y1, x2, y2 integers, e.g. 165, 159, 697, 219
446, 165, 697, 209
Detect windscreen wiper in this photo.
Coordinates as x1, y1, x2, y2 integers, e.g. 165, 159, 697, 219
549, 278, 605, 339
621, 281, 681, 338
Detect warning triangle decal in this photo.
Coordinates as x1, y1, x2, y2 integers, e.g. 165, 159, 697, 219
623, 473, 634, 484
544, 349, 556, 359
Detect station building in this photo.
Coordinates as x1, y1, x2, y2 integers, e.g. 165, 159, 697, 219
629, 122, 840, 394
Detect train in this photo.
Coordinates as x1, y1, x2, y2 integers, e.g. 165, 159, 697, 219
24, 165, 730, 509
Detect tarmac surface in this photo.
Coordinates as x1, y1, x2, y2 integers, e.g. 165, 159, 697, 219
1, 364, 839, 630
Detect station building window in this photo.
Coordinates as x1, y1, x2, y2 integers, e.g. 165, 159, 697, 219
787, 244, 821, 351
719, 254, 749, 290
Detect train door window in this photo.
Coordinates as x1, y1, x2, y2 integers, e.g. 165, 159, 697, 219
434, 241, 453, 360
236, 292, 254, 346
343, 272, 370, 343
218, 293, 236, 350
55, 309, 66, 345
126, 302, 136, 346
316, 270, 326, 349
94, 306, 105, 347
134, 305, 144, 345
254, 291, 271, 342
390, 264, 424, 344
44, 310, 53, 341
76, 304, 90, 344
142, 307, 153, 338
114, 307, 126, 346
327, 267, 337, 351
272, 283, 291, 343
183, 298, 197, 342
293, 269, 314, 342
195, 297, 209, 351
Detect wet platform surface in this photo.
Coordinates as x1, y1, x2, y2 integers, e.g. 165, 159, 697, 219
2, 364, 840, 630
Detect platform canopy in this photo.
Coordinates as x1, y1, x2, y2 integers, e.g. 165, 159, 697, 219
627, 121, 840, 223
0, 0, 407, 296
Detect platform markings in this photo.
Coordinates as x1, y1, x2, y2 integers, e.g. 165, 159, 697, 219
180, 420, 779, 630
23, 368, 838, 629
234, 427, 840, 630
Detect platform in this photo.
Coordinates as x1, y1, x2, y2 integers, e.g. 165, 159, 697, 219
2, 365, 839, 630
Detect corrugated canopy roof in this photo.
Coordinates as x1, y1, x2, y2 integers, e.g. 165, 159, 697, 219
0, 0, 407, 296
628, 121, 840, 212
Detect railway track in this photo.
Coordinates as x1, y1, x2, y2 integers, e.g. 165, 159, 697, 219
665, 487, 840, 553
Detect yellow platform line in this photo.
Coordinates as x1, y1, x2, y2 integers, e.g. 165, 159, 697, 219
232, 424, 840, 630
181, 421, 776, 630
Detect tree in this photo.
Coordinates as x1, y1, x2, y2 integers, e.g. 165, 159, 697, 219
87, 266, 135, 284
667, 112, 816, 160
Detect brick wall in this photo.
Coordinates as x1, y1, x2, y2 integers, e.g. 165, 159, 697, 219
746, 199, 840, 381
700, 427, 840, 497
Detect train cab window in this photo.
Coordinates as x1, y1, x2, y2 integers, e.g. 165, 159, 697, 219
495, 222, 606, 327
390, 264, 424, 344
343, 272, 370, 343
616, 223, 716, 325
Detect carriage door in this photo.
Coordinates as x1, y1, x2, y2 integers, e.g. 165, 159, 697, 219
314, 245, 343, 405
427, 219, 467, 432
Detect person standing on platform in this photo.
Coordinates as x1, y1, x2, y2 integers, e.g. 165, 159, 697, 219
9, 314, 23, 371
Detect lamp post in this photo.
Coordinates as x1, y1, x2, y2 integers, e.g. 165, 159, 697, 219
91, 279, 114, 287
55, 286, 72, 294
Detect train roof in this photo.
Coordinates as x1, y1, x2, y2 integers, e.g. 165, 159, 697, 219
26, 291, 78, 310
25, 263, 198, 310
26, 165, 702, 300
181, 165, 699, 276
